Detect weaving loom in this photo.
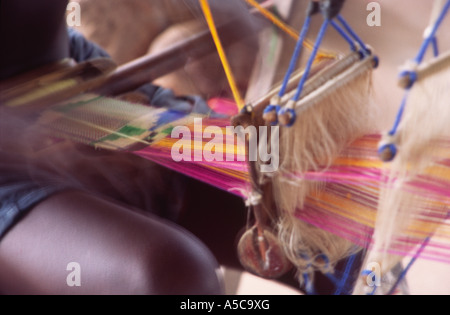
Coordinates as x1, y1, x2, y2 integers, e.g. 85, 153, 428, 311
1, 0, 449, 295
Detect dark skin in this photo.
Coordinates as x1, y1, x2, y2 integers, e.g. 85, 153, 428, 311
0, 0, 225, 295
0, 0, 346, 295
0, 190, 223, 295
0, 1, 69, 81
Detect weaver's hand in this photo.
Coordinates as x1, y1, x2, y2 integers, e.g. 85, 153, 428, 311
136, 83, 227, 118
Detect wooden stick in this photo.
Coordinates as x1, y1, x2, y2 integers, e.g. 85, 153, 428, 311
1, 2, 273, 111
92, 3, 273, 97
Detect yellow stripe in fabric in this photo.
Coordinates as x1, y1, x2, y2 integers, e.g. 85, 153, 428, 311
6, 79, 78, 107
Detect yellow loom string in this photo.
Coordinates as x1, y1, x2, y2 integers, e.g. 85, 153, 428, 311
199, 0, 245, 112
244, 0, 336, 60
246, 0, 299, 39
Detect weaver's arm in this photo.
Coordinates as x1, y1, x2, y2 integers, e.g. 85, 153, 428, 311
68, 28, 222, 117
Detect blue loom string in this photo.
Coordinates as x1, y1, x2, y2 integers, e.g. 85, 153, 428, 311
325, 273, 341, 287
336, 15, 371, 56
330, 20, 356, 52
292, 20, 330, 102
414, 0, 450, 64
388, 92, 409, 136
334, 253, 357, 295
380, 0, 450, 158
262, 104, 281, 125
368, 286, 378, 296
303, 272, 317, 295
278, 15, 312, 98
431, 37, 439, 57
386, 237, 431, 295
319, 254, 356, 295
359, 269, 379, 295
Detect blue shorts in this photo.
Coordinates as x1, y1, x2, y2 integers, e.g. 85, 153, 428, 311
0, 145, 186, 241
0, 28, 197, 240
0, 180, 62, 239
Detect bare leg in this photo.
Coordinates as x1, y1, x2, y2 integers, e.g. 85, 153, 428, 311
0, 190, 223, 295
179, 176, 363, 295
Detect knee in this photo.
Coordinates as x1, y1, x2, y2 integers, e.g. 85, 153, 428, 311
130, 223, 224, 295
